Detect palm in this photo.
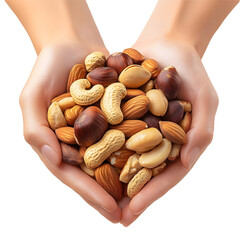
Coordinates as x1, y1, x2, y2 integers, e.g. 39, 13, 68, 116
119, 40, 218, 226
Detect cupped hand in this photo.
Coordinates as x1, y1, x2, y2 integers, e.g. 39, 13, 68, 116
19, 42, 122, 223
120, 39, 219, 226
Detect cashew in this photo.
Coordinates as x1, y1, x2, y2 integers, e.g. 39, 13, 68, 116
84, 129, 125, 169
127, 168, 152, 199
47, 102, 67, 130
58, 97, 76, 112
125, 128, 162, 154
168, 143, 181, 161
79, 162, 95, 177
100, 83, 127, 125
139, 138, 172, 168
119, 154, 142, 183
70, 79, 104, 106
152, 162, 167, 177
146, 89, 168, 116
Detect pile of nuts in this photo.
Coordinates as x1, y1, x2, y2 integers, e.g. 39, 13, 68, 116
47, 48, 192, 201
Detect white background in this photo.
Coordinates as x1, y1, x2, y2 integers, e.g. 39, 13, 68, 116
0, 1, 240, 239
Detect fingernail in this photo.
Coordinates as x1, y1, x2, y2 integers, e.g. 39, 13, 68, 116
41, 145, 59, 166
188, 147, 201, 169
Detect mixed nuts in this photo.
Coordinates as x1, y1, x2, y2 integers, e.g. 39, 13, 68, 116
47, 48, 192, 201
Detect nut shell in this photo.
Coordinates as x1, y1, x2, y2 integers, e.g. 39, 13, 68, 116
84, 51, 106, 72
74, 106, 108, 147
155, 66, 179, 100
106, 52, 133, 75
95, 163, 122, 201
87, 66, 118, 87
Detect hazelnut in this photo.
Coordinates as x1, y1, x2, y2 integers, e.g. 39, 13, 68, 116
155, 66, 180, 100
60, 143, 83, 165
106, 52, 133, 75
142, 112, 161, 131
74, 106, 108, 147
87, 66, 118, 87
163, 100, 184, 123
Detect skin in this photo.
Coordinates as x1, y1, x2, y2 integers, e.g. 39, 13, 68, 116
5, 0, 239, 226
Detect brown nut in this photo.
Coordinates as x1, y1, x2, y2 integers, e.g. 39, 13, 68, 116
121, 95, 150, 120
159, 121, 187, 144
155, 66, 180, 100
168, 143, 181, 161
84, 51, 106, 72
74, 106, 108, 147
179, 112, 192, 133
146, 89, 168, 116
119, 65, 151, 88
152, 162, 167, 177
64, 105, 84, 126
142, 59, 161, 79
142, 112, 161, 131
47, 102, 67, 130
126, 128, 162, 153
106, 52, 133, 75
127, 168, 152, 199
87, 66, 118, 87
79, 146, 86, 158
67, 64, 87, 92
140, 80, 154, 93
110, 120, 148, 138
119, 154, 142, 183
108, 146, 135, 168
123, 48, 144, 64
51, 92, 71, 103
95, 163, 122, 201
124, 89, 145, 101
61, 142, 83, 165
55, 127, 77, 145
163, 100, 184, 123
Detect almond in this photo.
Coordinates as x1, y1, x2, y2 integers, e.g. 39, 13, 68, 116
159, 121, 187, 144
51, 92, 71, 103
58, 97, 76, 112
95, 163, 122, 201
60, 142, 83, 165
67, 64, 87, 92
55, 127, 77, 145
110, 120, 148, 138
141, 59, 161, 79
123, 48, 144, 64
124, 89, 145, 101
64, 105, 84, 126
121, 95, 150, 119
107, 146, 135, 168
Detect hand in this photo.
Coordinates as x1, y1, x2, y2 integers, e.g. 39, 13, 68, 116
120, 39, 219, 226
19, 42, 122, 223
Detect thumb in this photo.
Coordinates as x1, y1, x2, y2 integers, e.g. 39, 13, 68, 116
19, 90, 62, 166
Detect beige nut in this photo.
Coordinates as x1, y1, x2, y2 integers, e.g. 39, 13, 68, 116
125, 128, 162, 154
140, 80, 154, 93
127, 168, 152, 199
139, 138, 172, 168
146, 89, 168, 116
100, 82, 127, 125
79, 162, 95, 177
119, 65, 151, 88
84, 129, 125, 169
180, 101, 192, 112
58, 97, 76, 112
84, 51, 106, 72
179, 112, 192, 133
70, 79, 104, 106
119, 154, 142, 183
168, 144, 181, 161
47, 102, 67, 130
152, 162, 167, 177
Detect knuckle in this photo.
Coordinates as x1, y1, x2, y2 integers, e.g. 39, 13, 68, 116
23, 129, 36, 145
203, 130, 214, 144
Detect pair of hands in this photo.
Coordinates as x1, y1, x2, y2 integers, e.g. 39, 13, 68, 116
19, 39, 219, 226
